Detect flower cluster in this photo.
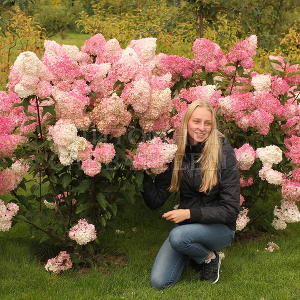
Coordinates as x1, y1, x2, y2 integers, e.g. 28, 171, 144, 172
45, 251, 73, 274
272, 200, 300, 230
0, 160, 30, 195
236, 207, 250, 231
234, 144, 256, 170
0, 200, 19, 231
91, 93, 132, 137
132, 137, 177, 174
8, 51, 53, 98
47, 119, 88, 166
68, 219, 97, 245
256, 145, 282, 168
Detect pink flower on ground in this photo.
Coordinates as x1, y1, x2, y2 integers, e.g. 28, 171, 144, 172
93, 143, 115, 164
81, 159, 101, 177
69, 219, 97, 245
234, 144, 256, 170
45, 251, 73, 274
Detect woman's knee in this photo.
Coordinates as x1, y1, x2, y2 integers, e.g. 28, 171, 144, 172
168, 226, 187, 250
151, 274, 171, 290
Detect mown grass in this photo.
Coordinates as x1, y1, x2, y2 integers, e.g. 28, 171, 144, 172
1, 196, 300, 300
52, 32, 92, 48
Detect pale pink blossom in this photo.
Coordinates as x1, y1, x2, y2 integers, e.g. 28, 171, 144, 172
93, 143, 115, 164
251, 74, 271, 93
45, 251, 73, 274
129, 38, 157, 62
69, 219, 97, 245
234, 144, 256, 170
0, 200, 19, 231
91, 93, 132, 137
236, 207, 250, 231
132, 137, 177, 173
258, 167, 283, 185
81, 159, 101, 177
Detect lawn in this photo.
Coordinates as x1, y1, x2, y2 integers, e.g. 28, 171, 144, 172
1, 197, 299, 300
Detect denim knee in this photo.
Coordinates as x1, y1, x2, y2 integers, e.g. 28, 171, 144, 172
151, 275, 170, 290
168, 226, 187, 251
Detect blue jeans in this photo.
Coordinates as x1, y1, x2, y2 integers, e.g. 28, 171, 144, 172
150, 223, 235, 289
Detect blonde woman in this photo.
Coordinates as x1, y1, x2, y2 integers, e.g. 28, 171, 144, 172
142, 99, 240, 289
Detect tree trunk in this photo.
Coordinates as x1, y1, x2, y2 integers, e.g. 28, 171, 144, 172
197, 2, 205, 37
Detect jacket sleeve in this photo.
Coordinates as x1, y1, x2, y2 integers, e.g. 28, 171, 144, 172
142, 163, 173, 209
189, 138, 240, 225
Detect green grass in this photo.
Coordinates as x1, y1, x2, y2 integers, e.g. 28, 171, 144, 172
1, 198, 300, 300
51, 32, 92, 48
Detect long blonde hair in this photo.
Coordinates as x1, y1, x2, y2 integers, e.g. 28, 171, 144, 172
169, 100, 223, 193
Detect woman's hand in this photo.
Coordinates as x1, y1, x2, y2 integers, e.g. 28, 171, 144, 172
162, 209, 191, 223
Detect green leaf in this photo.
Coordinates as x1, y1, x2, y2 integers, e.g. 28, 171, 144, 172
75, 202, 91, 214
100, 216, 106, 227
97, 192, 108, 209
61, 174, 72, 188
73, 179, 91, 194
42, 105, 56, 117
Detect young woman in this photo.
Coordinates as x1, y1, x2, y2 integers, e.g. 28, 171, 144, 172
142, 99, 240, 289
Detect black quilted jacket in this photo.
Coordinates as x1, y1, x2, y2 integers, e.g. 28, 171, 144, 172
142, 136, 240, 230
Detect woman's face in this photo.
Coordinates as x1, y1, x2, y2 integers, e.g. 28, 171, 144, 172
187, 106, 213, 144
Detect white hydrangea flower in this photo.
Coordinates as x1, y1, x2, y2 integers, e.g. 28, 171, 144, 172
256, 145, 282, 168
251, 74, 271, 93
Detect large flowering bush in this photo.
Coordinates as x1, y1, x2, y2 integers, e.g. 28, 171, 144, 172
0, 33, 299, 272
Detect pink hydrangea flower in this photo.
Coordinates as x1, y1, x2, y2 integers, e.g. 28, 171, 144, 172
258, 166, 283, 185
132, 137, 177, 174
68, 219, 97, 245
227, 35, 257, 68
155, 53, 195, 78
93, 143, 115, 164
91, 93, 132, 137
81, 159, 101, 177
284, 135, 300, 164
192, 38, 227, 72
42, 40, 81, 81
0, 200, 19, 231
81, 33, 106, 57
236, 208, 250, 231
234, 144, 256, 170
45, 251, 73, 274
240, 177, 254, 187
129, 38, 157, 62
281, 179, 300, 202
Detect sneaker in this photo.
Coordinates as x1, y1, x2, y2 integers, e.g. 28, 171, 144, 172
201, 252, 221, 283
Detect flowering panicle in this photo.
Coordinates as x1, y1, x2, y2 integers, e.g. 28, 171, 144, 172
192, 38, 227, 72
256, 145, 282, 168
0, 200, 19, 231
45, 251, 73, 274
132, 137, 177, 174
91, 93, 132, 137
69, 219, 97, 245
234, 144, 256, 170
236, 208, 250, 231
